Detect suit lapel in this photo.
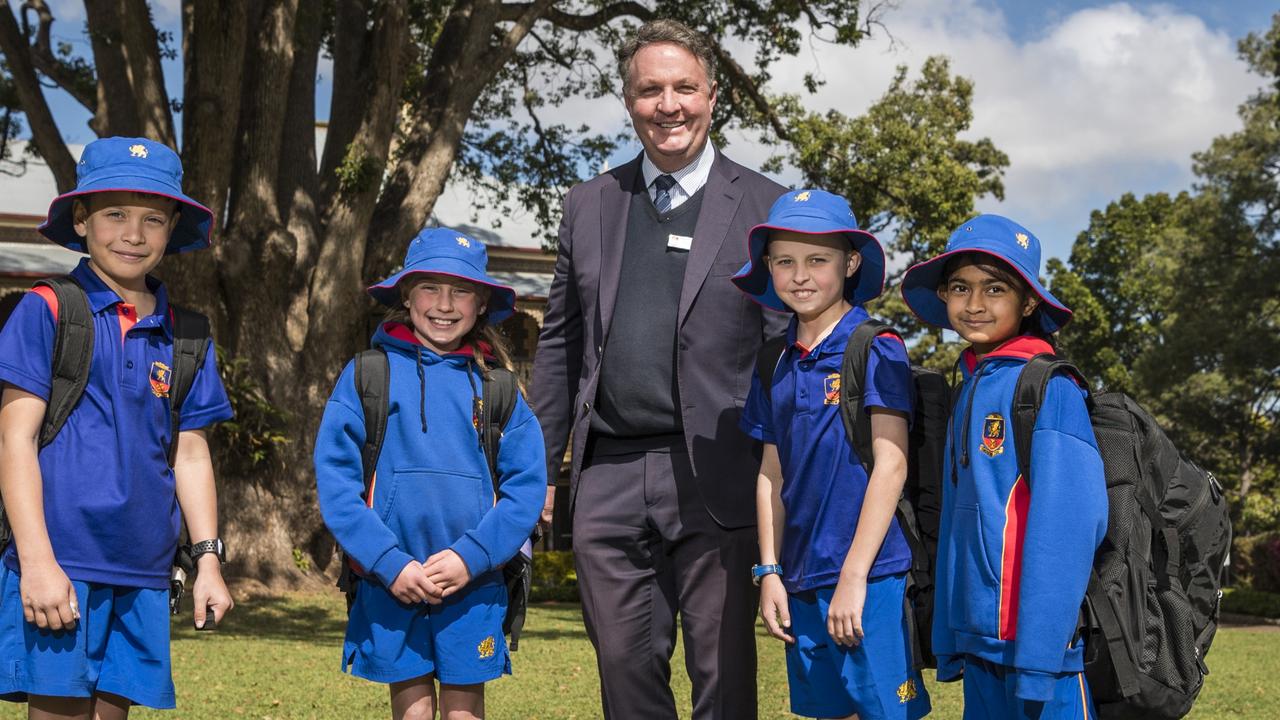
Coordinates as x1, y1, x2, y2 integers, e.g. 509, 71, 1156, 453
679, 152, 741, 326
598, 157, 642, 338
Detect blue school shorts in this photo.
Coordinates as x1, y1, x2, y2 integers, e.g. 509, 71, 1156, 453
785, 572, 931, 719
0, 565, 174, 708
962, 655, 1095, 720
343, 574, 510, 685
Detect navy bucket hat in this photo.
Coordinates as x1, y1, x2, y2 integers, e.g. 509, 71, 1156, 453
900, 214, 1072, 333
366, 226, 517, 324
39, 136, 214, 254
731, 189, 885, 312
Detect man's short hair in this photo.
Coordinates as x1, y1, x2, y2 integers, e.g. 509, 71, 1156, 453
617, 19, 718, 95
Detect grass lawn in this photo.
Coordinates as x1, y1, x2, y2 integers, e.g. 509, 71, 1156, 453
0, 593, 1275, 719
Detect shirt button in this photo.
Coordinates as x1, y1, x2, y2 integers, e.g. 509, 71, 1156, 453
126, 361, 134, 369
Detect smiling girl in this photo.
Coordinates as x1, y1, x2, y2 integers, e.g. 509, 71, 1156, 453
314, 227, 545, 720
902, 215, 1108, 720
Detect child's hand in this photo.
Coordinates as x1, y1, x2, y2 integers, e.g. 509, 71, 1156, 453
759, 574, 794, 643
19, 561, 78, 631
423, 549, 471, 597
192, 556, 235, 628
827, 573, 867, 647
389, 561, 444, 605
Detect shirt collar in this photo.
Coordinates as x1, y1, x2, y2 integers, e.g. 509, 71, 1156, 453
960, 335, 1054, 375
784, 305, 870, 358
641, 140, 716, 196
70, 257, 170, 328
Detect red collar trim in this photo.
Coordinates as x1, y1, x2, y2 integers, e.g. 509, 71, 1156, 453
383, 322, 493, 359
961, 335, 1054, 373
793, 341, 813, 360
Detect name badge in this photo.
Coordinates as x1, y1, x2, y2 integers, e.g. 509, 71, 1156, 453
667, 234, 693, 251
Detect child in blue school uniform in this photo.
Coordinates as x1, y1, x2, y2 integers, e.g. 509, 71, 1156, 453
0, 137, 234, 717
901, 215, 1108, 719
314, 227, 545, 720
733, 189, 932, 720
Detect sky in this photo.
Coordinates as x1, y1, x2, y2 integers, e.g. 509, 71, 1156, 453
4, 0, 1275, 261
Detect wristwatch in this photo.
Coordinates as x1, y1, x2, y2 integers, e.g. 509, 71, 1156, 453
190, 538, 227, 564
751, 563, 783, 586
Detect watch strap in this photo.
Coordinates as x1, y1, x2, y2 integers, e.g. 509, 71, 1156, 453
190, 538, 225, 563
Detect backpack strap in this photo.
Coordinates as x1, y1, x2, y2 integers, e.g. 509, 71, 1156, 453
1011, 353, 1088, 488
166, 305, 211, 467
755, 336, 788, 394
838, 319, 894, 471
35, 276, 94, 448
480, 367, 518, 493
353, 349, 390, 502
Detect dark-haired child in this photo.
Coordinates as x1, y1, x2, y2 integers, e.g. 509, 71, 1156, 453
901, 214, 1107, 719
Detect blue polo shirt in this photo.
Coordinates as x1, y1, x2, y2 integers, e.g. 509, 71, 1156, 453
740, 306, 914, 593
0, 259, 233, 589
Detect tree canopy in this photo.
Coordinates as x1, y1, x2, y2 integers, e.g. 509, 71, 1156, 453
0, 0, 1009, 583
1050, 13, 1280, 534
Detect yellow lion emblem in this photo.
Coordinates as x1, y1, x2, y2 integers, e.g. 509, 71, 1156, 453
896, 678, 918, 703
1015, 232, 1029, 249
794, 191, 811, 202
129, 144, 148, 159
456, 236, 471, 248
477, 636, 495, 659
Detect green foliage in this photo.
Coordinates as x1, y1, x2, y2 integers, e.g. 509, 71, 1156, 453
334, 141, 382, 195
212, 346, 292, 476
1231, 532, 1280, 594
1222, 587, 1280, 619
291, 547, 311, 573
531, 549, 579, 602
1049, 15, 1280, 528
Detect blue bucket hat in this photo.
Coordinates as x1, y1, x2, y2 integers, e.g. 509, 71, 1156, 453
731, 189, 885, 312
900, 214, 1072, 333
366, 226, 517, 324
38, 136, 214, 255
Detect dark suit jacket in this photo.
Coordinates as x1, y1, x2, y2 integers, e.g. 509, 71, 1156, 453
530, 150, 788, 529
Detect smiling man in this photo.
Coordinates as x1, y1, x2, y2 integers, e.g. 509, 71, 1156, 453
530, 19, 788, 720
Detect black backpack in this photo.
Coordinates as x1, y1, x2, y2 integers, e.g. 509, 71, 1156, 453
757, 319, 950, 670
337, 348, 537, 650
0, 276, 211, 554
1013, 355, 1231, 719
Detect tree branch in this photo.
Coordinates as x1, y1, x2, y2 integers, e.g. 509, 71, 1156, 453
711, 43, 791, 142
19, 0, 97, 113
0, 3, 75, 191
498, 1, 650, 30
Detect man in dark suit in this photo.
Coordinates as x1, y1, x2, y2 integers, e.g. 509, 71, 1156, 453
530, 18, 787, 720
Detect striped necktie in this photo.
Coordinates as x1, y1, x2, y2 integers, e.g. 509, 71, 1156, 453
653, 174, 677, 213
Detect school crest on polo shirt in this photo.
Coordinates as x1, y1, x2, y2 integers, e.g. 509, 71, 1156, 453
980, 412, 1005, 457
477, 635, 495, 659
823, 373, 841, 405
150, 361, 172, 398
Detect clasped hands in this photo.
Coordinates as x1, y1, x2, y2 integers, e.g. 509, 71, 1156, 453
388, 549, 471, 605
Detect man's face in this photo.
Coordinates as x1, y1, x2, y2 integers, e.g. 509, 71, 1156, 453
624, 42, 717, 173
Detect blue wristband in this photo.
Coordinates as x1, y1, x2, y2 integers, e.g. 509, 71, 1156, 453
751, 563, 783, 586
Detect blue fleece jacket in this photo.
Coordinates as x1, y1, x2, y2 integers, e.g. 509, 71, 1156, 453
314, 322, 546, 590
931, 336, 1107, 702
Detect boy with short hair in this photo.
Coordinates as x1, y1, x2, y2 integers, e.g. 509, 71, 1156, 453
733, 189, 931, 720
0, 136, 234, 717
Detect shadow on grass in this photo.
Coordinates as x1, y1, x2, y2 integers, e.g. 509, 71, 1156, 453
170, 597, 591, 645
173, 594, 348, 643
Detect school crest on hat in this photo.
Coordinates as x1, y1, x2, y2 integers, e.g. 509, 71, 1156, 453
981, 413, 1005, 457
150, 361, 172, 398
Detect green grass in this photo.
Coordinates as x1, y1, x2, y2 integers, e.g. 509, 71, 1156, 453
0, 594, 1275, 719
